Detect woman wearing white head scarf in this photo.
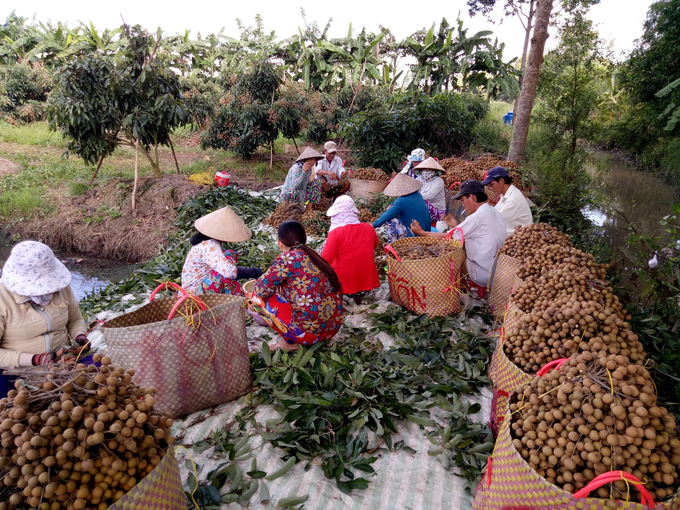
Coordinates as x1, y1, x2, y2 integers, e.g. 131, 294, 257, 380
0, 241, 88, 368
412, 157, 447, 223
322, 196, 380, 305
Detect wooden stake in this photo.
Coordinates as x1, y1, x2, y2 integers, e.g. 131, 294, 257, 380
292, 137, 300, 156
132, 139, 139, 217
270, 140, 274, 170
89, 154, 106, 185
169, 138, 181, 174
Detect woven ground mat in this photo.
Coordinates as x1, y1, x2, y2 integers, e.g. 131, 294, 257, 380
109, 448, 187, 510
487, 254, 522, 320
173, 388, 494, 510
386, 237, 464, 317
473, 411, 680, 510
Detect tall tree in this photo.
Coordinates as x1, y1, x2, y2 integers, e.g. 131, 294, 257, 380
467, 0, 536, 116
508, 0, 554, 161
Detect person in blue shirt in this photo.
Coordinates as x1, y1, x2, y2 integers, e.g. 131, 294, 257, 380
372, 173, 431, 242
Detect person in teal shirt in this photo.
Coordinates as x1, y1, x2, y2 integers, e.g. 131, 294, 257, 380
372, 173, 431, 242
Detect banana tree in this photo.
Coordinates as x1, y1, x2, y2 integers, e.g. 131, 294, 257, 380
322, 28, 386, 88
401, 18, 455, 94
0, 11, 41, 64
24, 21, 87, 65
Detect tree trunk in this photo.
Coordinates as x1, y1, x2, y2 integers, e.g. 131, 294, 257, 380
169, 138, 181, 174
89, 154, 106, 185
512, 0, 536, 125
141, 144, 163, 178
508, 0, 554, 162
131, 140, 139, 217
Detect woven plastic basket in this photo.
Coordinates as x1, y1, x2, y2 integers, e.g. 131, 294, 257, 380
109, 448, 187, 510
489, 301, 532, 434
102, 283, 251, 418
349, 178, 388, 202
385, 233, 465, 317
474, 409, 680, 510
487, 254, 523, 320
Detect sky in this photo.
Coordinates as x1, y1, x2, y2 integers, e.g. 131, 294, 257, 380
7, 0, 654, 62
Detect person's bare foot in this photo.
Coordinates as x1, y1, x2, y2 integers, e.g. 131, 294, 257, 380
305, 202, 313, 213
270, 338, 299, 351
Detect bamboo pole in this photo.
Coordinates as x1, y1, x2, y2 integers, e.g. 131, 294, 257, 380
132, 140, 139, 217
270, 140, 274, 170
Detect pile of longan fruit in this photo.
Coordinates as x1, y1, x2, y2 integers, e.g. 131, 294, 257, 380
0, 355, 174, 510
509, 351, 680, 505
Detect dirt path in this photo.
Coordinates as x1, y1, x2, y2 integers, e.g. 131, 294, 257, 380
0, 158, 20, 176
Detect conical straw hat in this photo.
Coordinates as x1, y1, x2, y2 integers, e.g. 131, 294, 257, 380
296, 147, 323, 162
195, 206, 252, 243
413, 157, 445, 174
382, 173, 423, 197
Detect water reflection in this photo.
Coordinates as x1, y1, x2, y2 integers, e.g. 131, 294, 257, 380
585, 152, 679, 263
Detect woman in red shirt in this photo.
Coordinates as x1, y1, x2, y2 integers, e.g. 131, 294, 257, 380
322, 196, 380, 305
251, 220, 345, 351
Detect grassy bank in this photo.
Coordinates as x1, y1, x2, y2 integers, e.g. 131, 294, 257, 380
0, 122, 299, 259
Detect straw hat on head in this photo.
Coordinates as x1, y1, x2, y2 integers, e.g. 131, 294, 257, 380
413, 157, 445, 174
195, 206, 252, 243
382, 173, 423, 197
296, 147, 324, 162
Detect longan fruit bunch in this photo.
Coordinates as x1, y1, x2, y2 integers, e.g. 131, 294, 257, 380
352, 167, 389, 182
512, 261, 612, 314
499, 224, 573, 261
504, 294, 645, 375
516, 244, 608, 281
508, 352, 680, 504
262, 202, 303, 229
0, 355, 174, 510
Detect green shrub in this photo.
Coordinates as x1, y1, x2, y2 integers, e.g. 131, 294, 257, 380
0, 63, 52, 122
69, 182, 90, 196
341, 91, 488, 170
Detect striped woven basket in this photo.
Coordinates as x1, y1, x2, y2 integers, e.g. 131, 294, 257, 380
489, 301, 532, 435
349, 178, 388, 202
109, 448, 187, 510
385, 235, 465, 317
474, 410, 680, 510
487, 254, 523, 320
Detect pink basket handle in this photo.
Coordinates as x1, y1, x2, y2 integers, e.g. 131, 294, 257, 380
446, 227, 464, 246
149, 282, 208, 321
150, 282, 187, 301
448, 181, 461, 191
384, 244, 401, 262
537, 358, 568, 377
573, 471, 654, 507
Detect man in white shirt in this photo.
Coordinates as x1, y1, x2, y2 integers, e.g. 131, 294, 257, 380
315, 141, 346, 184
411, 180, 507, 287
315, 141, 349, 198
481, 166, 532, 235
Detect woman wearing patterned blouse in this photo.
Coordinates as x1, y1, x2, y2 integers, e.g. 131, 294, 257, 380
250, 220, 345, 351
181, 207, 262, 295
280, 147, 324, 213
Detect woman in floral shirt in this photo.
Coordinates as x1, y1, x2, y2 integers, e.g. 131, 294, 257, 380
181, 207, 262, 295
251, 220, 345, 350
